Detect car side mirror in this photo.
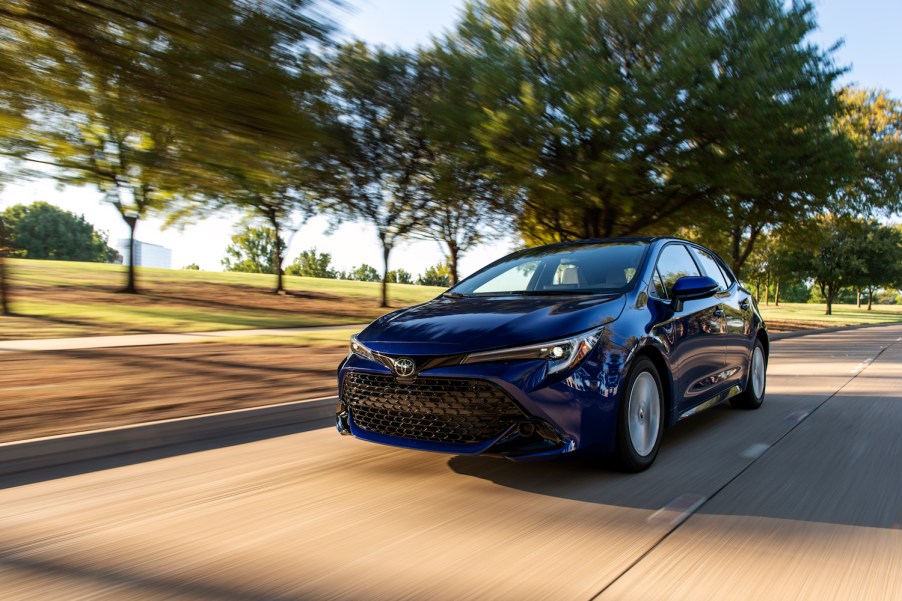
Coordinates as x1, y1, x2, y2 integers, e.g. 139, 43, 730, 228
671, 276, 719, 311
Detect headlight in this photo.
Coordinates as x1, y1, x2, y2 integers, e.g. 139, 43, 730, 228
461, 327, 603, 375
349, 334, 375, 361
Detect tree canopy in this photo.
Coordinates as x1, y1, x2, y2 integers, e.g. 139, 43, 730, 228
2, 202, 119, 262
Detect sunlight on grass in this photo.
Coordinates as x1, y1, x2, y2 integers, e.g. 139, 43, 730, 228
759, 302, 902, 328
1, 259, 443, 339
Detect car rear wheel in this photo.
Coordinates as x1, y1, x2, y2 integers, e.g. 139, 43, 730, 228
615, 357, 664, 472
730, 339, 766, 410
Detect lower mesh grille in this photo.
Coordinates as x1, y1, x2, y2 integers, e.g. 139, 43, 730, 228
343, 372, 524, 444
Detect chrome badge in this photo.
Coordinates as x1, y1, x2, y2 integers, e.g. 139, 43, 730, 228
392, 357, 416, 378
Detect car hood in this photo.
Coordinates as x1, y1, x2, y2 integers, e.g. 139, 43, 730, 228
358, 294, 626, 356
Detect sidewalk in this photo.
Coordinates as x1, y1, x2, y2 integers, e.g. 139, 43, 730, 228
0, 323, 367, 353
1, 320, 897, 353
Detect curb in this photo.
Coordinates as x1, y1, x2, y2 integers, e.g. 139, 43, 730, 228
0, 396, 337, 478
769, 321, 902, 341
0, 324, 369, 354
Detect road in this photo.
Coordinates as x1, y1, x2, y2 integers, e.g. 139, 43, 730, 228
1, 325, 901, 600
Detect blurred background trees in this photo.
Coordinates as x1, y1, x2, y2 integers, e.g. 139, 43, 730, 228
1, 202, 120, 262
1, 0, 901, 309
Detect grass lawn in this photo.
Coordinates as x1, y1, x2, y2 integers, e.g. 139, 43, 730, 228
758, 301, 902, 331
0, 259, 443, 340
3, 259, 901, 341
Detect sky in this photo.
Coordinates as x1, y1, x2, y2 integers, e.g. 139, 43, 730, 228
1, 0, 899, 276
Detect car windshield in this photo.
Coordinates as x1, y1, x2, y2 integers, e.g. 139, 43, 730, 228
449, 241, 649, 296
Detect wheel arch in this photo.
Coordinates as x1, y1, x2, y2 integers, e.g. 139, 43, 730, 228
756, 328, 770, 360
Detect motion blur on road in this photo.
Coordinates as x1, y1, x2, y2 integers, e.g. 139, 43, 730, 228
2, 325, 901, 600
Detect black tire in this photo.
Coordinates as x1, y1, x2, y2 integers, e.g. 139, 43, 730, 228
614, 356, 665, 472
730, 339, 766, 410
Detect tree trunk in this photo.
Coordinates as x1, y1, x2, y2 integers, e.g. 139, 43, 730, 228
755, 278, 760, 301
764, 272, 770, 305
856, 288, 861, 308
122, 216, 138, 294
867, 287, 873, 311
774, 281, 780, 306
270, 215, 284, 294
446, 241, 460, 287
825, 285, 834, 316
380, 243, 391, 308
0, 216, 10, 316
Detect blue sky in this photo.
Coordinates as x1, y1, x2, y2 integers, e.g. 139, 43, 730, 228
2, 0, 899, 274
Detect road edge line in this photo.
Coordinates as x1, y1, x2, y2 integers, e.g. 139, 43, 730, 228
0, 396, 338, 477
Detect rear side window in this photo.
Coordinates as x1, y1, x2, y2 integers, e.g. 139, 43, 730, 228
655, 244, 700, 298
691, 248, 730, 291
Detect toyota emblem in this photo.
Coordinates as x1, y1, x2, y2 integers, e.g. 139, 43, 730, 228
393, 357, 416, 378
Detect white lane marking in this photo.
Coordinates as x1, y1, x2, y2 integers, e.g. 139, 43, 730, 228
648, 494, 706, 527
784, 410, 810, 424
740, 443, 771, 459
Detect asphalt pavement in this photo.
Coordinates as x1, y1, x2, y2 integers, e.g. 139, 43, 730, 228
1, 325, 900, 600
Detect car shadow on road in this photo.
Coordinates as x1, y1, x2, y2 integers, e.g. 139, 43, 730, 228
448, 390, 902, 530
448, 403, 742, 511
0, 416, 334, 491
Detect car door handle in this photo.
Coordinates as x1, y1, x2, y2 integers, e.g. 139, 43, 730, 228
739, 299, 750, 311
713, 308, 725, 318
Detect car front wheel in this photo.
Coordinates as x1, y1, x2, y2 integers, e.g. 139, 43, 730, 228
615, 356, 664, 472
731, 339, 766, 410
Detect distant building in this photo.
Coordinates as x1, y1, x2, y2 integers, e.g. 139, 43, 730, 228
116, 239, 173, 269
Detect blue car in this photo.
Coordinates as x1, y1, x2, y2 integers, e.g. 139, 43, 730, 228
337, 237, 768, 471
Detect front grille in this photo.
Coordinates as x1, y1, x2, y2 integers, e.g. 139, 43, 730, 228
342, 372, 524, 444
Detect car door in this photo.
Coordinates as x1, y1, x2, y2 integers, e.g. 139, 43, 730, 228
690, 247, 753, 387
650, 243, 727, 415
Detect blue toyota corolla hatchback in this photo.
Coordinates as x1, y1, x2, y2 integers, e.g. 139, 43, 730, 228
337, 237, 767, 471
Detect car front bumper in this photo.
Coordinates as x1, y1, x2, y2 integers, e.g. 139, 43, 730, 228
336, 348, 624, 460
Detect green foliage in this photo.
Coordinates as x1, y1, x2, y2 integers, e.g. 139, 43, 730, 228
407, 47, 509, 286
776, 280, 811, 304
182, 263, 200, 270
221, 225, 283, 274
386, 268, 413, 285
447, 0, 848, 275
418, 263, 451, 288
326, 43, 435, 305
285, 248, 337, 279
774, 216, 883, 314
834, 88, 902, 217
341, 264, 381, 283
1, 202, 119, 262
2, 0, 333, 293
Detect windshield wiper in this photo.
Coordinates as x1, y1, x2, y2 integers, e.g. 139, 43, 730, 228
442, 291, 470, 299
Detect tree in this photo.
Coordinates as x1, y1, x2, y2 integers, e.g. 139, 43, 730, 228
182, 263, 200, 270
285, 248, 337, 278
408, 45, 509, 286
221, 224, 282, 274
344, 264, 381, 282
2, 0, 334, 293
0, 213, 10, 315
846, 222, 902, 311
418, 263, 451, 287
386, 268, 413, 285
445, 0, 848, 275
833, 88, 902, 217
777, 216, 870, 315
326, 43, 433, 307
1, 202, 119, 262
